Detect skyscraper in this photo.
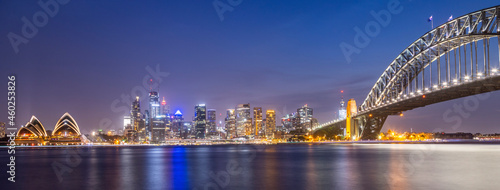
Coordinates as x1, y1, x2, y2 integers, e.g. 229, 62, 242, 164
235, 104, 251, 137
281, 113, 295, 133
253, 107, 263, 138
339, 96, 347, 120
151, 118, 166, 143
161, 97, 170, 116
207, 109, 217, 138
130, 96, 142, 142
297, 104, 313, 133
265, 110, 276, 139
194, 104, 207, 139
225, 109, 236, 139
149, 91, 165, 143
171, 110, 184, 138
149, 91, 160, 120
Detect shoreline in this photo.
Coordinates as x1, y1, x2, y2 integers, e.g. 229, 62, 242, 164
2, 139, 500, 148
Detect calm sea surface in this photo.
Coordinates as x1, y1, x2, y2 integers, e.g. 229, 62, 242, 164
1, 143, 500, 190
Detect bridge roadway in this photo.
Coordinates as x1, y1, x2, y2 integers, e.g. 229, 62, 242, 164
359, 74, 500, 117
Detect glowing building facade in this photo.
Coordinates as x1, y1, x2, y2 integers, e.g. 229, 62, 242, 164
194, 104, 207, 139
265, 110, 276, 138
253, 107, 263, 138
225, 109, 236, 139
235, 104, 251, 137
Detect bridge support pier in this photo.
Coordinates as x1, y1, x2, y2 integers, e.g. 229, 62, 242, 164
357, 115, 388, 140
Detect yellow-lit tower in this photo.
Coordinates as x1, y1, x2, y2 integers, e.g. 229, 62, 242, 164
346, 99, 358, 140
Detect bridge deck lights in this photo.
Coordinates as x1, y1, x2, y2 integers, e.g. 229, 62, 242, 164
433, 85, 438, 89
492, 69, 498, 73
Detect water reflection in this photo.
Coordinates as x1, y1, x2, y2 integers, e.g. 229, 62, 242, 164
171, 146, 189, 189
3, 144, 500, 190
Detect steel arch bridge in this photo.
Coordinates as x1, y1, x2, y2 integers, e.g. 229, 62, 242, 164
314, 5, 500, 140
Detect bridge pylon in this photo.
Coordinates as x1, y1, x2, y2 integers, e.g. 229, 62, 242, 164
357, 114, 388, 140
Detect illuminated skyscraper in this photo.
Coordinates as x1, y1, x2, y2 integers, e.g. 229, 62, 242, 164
235, 104, 251, 137
161, 97, 170, 116
253, 107, 263, 138
130, 96, 143, 142
207, 109, 217, 138
265, 110, 276, 139
339, 95, 347, 120
149, 91, 160, 120
297, 104, 313, 133
225, 109, 236, 139
194, 104, 207, 139
281, 113, 295, 133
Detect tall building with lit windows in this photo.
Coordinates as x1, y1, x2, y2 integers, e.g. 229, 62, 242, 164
207, 109, 217, 138
194, 104, 207, 139
130, 96, 143, 141
225, 109, 236, 139
149, 91, 165, 143
265, 110, 276, 138
161, 97, 170, 116
296, 104, 313, 133
149, 91, 160, 119
235, 104, 251, 137
253, 107, 263, 138
339, 97, 347, 120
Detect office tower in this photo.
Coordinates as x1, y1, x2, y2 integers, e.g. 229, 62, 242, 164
172, 110, 184, 139
253, 107, 263, 138
143, 110, 150, 139
265, 110, 276, 139
149, 91, 160, 119
161, 98, 172, 139
123, 116, 132, 133
281, 113, 295, 133
339, 97, 347, 120
297, 104, 313, 133
181, 121, 193, 139
225, 109, 236, 139
194, 104, 207, 139
235, 104, 251, 137
161, 97, 170, 116
131, 96, 141, 129
151, 118, 166, 143
136, 119, 146, 142
207, 109, 217, 138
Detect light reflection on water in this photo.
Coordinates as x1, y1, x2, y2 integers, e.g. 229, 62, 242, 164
1, 144, 499, 190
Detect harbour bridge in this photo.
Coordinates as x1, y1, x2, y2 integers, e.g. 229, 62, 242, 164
313, 5, 500, 140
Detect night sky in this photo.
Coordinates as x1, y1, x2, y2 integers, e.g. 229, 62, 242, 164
1, 0, 499, 134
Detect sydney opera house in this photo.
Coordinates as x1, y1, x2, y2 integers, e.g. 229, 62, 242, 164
16, 113, 83, 145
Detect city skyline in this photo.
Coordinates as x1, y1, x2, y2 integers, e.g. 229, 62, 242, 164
2, 0, 500, 135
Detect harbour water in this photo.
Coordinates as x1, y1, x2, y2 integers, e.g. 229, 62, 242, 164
1, 143, 500, 190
